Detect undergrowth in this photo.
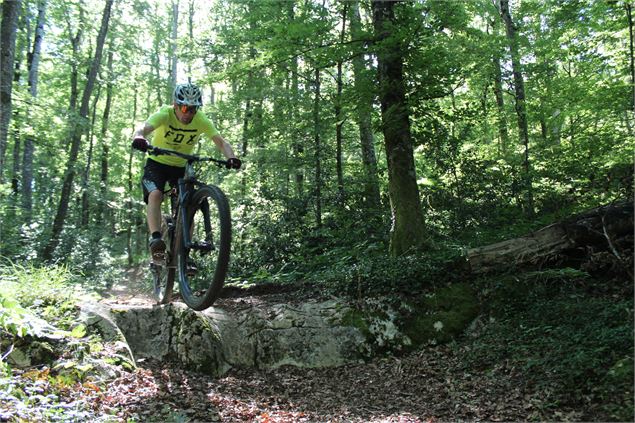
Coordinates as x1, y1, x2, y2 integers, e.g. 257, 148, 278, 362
465, 269, 634, 422
0, 261, 123, 422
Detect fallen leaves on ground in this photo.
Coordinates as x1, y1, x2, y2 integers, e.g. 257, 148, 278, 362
96, 344, 582, 422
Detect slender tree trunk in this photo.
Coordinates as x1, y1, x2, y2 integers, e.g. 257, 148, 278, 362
10, 1, 26, 195
66, 2, 84, 128
335, 3, 348, 201
287, 2, 304, 201
335, 63, 344, 199
500, 0, 534, 217
313, 67, 322, 229
372, 0, 427, 256
11, 135, 20, 195
241, 99, 251, 181
8, 0, 26, 195
22, 1, 47, 221
492, 56, 509, 156
292, 66, 304, 200
488, 14, 510, 157
627, 1, 634, 114
127, 88, 138, 266
168, 0, 179, 97
42, 0, 113, 261
10, 0, 24, 193
97, 50, 114, 230
0, 0, 22, 179
187, 0, 194, 76
81, 86, 101, 227
13, 2, 28, 85
151, 4, 163, 106
350, 1, 381, 211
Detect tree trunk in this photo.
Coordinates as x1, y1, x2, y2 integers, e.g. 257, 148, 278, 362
500, 0, 534, 216
13, 1, 28, 85
335, 3, 348, 201
65, 2, 84, 127
127, 88, 138, 266
350, 1, 381, 211
9, 0, 24, 193
168, 0, 179, 98
151, 3, 163, 106
627, 1, 635, 114
313, 67, 322, 229
487, 14, 510, 157
11, 135, 20, 195
287, 2, 304, 201
42, 0, 113, 262
97, 50, 114, 230
187, 0, 194, 76
372, 1, 427, 256
0, 0, 22, 179
81, 86, 101, 227
22, 1, 46, 221
492, 56, 509, 156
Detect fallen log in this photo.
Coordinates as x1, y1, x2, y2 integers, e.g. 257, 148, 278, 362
466, 199, 633, 277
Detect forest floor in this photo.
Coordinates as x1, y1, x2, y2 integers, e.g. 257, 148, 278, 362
99, 277, 542, 422
98, 344, 547, 423
91, 266, 631, 423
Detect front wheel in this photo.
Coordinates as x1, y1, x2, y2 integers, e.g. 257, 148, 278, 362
177, 185, 231, 311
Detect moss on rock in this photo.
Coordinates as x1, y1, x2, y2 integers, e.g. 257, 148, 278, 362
401, 283, 479, 348
341, 309, 371, 339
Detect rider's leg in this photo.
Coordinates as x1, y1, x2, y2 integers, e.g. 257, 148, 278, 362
147, 189, 163, 235
147, 189, 166, 260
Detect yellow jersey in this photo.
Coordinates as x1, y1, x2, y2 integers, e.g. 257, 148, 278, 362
146, 105, 220, 167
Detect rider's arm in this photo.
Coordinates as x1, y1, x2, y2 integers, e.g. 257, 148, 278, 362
198, 113, 236, 159
211, 134, 237, 159
133, 123, 155, 139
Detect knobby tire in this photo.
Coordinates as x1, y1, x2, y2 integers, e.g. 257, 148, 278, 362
177, 185, 231, 311
153, 215, 176, 304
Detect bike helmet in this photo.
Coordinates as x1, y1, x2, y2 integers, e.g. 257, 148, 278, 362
173, 82, 203, 106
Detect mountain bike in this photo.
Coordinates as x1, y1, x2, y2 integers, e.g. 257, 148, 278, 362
144, 145, 232, 311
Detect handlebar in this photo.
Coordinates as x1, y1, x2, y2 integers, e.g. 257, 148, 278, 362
147, 145, 229, 168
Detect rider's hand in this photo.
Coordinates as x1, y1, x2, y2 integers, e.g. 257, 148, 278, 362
226, 158, 242, 169
132, 137, 149, 152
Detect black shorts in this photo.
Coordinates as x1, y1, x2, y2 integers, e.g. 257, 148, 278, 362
141, 158, 185, 203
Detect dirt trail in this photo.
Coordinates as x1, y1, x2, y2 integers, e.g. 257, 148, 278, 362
100, 265, 155, 307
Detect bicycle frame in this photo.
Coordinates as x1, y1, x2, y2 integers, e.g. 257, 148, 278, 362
151, 145, 227, 252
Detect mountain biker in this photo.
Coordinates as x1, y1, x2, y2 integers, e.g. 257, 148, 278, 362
131, 82, 241, 262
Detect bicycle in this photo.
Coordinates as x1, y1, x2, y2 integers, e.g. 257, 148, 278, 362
142, 145, 232, 311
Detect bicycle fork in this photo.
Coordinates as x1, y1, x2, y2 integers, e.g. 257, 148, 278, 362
178, 182, 215, 254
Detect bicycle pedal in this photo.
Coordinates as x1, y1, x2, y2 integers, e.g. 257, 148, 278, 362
194, 241, 214, 252
186, 262, 198, 277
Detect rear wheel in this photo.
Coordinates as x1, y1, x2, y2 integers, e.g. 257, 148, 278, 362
152, 215, 175, 304
151, 263, 175, 304
177, 185, 231, 311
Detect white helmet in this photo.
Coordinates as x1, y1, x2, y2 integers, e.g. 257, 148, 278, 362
173, 82, 202, 106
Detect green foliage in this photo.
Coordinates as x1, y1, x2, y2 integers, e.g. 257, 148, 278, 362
0, 262, 87, 343
0, 262, 128, 421
304, 243, 465, 299
0, 0, 631, 282
0, 295, 32, 339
